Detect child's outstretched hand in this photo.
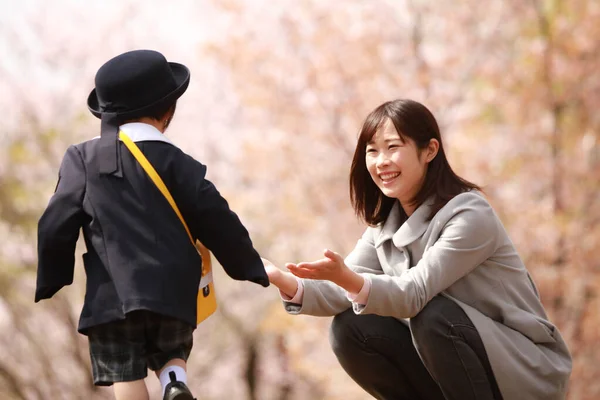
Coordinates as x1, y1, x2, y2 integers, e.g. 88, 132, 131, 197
261, 258, 299, 298
262, 258, 283, 284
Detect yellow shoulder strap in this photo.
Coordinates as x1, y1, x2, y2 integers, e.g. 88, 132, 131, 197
119, 131, 194, 245
120, 131, 218, 326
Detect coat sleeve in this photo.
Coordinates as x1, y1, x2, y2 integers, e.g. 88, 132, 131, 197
285, 228, 385, 316
359, 194, 499, 319
173, 152, 269, 287
35, 146, 86, 302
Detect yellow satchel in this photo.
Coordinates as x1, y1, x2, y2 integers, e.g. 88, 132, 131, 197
120, 131, 217, 325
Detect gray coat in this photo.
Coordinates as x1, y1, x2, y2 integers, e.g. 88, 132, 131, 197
285, 191, 572, 399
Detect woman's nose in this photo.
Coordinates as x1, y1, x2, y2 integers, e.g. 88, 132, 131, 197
376, 153, 390, 167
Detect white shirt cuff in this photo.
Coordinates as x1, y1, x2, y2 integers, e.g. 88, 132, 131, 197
346, 274, 371, 305
280, 278, 304, 303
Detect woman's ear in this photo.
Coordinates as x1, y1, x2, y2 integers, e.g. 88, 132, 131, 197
426, 139, 439, 162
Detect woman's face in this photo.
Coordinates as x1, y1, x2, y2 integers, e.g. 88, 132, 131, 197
365, 119, 433, 212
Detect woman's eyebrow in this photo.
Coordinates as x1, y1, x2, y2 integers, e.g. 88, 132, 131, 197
381, 137, 403, 143
367, 137, 402, 145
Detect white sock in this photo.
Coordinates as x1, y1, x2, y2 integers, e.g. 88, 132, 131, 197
159, 365, 187, 394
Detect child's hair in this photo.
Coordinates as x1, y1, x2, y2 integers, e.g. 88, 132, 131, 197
123, 102, 177, 124
148, 102, 177, 121
349, 99, 480, 225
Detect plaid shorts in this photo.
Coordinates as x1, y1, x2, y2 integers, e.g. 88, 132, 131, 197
87, 310, 194, 386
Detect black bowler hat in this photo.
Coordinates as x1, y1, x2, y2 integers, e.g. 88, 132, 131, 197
87, 49, 190, 175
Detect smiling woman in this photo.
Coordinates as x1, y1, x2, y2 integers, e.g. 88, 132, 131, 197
350, 99, 479, 224
262, 99, 572, 400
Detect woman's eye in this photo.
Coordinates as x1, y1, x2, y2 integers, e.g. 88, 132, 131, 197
366, 148, 376, 154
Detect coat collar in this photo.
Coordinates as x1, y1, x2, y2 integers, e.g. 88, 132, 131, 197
374, 197, 434, 248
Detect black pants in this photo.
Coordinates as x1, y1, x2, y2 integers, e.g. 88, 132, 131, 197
329, 296, 503, 400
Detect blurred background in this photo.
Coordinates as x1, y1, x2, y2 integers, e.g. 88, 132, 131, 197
1, 0, 599, 399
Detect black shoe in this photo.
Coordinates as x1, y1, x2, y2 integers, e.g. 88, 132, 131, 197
163, 371, 195, 400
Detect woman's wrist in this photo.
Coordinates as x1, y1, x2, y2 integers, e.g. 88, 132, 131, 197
334, 268, 364, 294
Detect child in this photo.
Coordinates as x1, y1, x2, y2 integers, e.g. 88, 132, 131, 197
35, 49, 269, 400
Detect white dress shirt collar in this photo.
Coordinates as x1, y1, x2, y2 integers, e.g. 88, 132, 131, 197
118, 122, 174, 144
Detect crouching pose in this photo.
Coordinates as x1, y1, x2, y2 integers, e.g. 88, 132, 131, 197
263, 99, 571, 400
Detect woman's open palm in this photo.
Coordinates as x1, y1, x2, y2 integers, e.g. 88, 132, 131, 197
287, 249, 347, 282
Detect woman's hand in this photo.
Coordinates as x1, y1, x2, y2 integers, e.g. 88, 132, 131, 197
287, 249, 364, 294
261, 257, 299, 299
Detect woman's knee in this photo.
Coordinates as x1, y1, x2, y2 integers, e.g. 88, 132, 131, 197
330, 308, 412, 358
329, 308, 364, 356
410, 296, 457, 343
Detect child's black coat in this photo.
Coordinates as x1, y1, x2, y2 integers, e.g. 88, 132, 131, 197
35, 131, 269, 332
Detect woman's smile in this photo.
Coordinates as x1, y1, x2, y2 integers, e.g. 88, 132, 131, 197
379, 171, 400, 185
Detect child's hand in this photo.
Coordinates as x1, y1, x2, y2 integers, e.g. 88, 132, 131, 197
261, 257, 299, 298
262, 258, 283, 285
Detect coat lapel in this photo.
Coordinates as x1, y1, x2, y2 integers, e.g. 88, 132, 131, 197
374, 198, 433, 248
